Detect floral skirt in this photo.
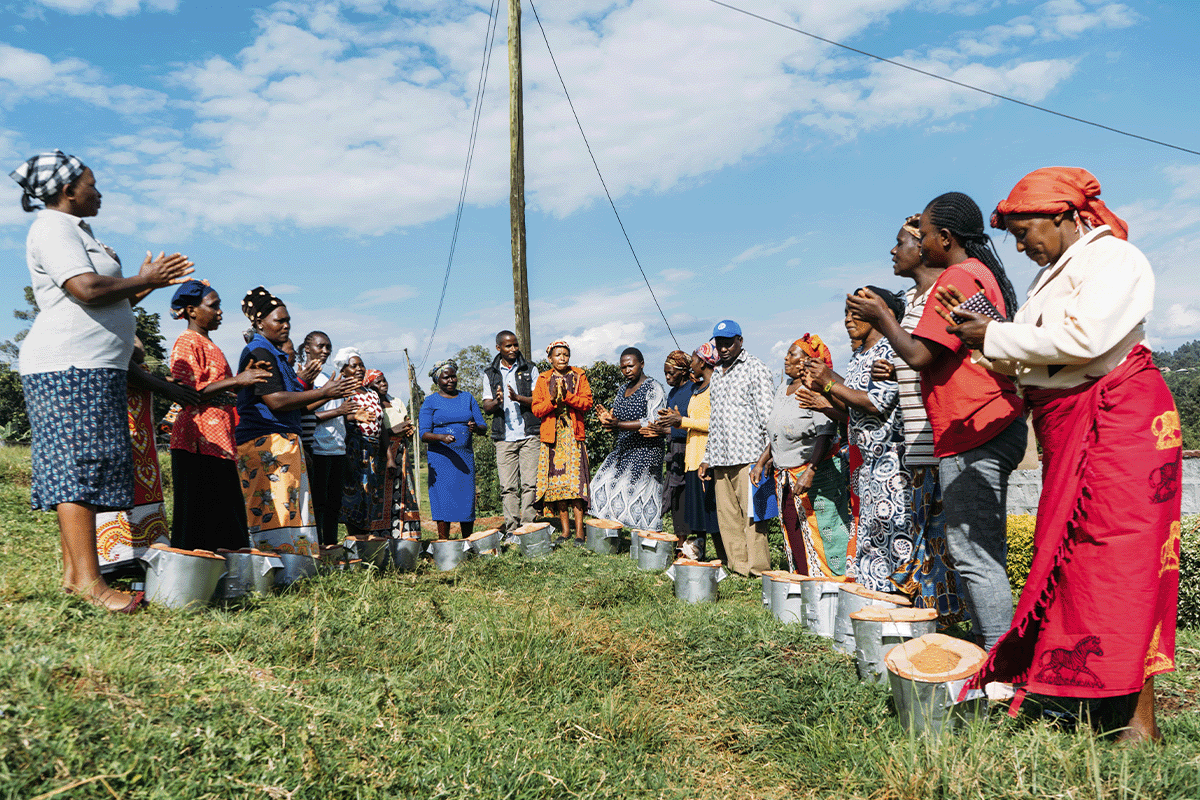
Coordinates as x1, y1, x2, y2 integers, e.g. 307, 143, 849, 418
536, 423, 590, 506
236, 432, 317, 555
22, 367, 133, 511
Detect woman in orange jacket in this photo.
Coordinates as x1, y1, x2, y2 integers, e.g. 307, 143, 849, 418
531, 340, 593, 543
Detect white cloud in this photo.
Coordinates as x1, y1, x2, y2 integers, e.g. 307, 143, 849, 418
1, 0, 1107, 240
353, 284, 418, 307
268, 283, 300, 294
724, 235, 804, 272
28, 0, 178, 15
0, 44, 166, 115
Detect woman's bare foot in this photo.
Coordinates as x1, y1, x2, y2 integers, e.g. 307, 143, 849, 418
1115, 679, 1162, 744
65, 578, 139, 612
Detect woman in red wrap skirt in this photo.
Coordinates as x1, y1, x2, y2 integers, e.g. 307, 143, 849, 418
940, 167, 1181, 742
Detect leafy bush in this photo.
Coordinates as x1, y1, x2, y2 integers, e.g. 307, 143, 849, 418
1178, 516, 1200, 628
1006, 513, 1037, 597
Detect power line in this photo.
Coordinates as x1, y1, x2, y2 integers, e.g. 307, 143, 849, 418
526, 0, 681, 350
417, 0, 503, 371
706, 0, 1200, 158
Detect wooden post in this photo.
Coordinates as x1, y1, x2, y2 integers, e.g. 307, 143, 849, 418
509, 0, 532, 355
404, 348, 421, 510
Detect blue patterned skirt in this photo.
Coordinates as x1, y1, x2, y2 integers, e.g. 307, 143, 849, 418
22, 367, 134, 511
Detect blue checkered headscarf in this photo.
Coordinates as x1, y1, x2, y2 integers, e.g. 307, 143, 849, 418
10, 150, 87, 212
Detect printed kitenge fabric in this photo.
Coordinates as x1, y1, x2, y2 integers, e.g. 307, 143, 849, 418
23, 367, 133, 511
384, 436, 422, 536
95, 384, 169, 572
775, 456, 853, 577
968, 347, 1180, 700
169, 329, 238, 459
536, 371, 591, 506
341, 392, 387, 530
844, 338, 912, 592
902, 464, 966, 626
590, 378, 667, 530
236, 432, 318, 555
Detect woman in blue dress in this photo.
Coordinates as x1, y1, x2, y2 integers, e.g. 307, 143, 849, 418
590, 347, 668, 531
419, 359, 487, 539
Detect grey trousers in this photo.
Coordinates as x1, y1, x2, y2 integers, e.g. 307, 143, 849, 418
495, 437, 539, 533
939, 417, 1028, 651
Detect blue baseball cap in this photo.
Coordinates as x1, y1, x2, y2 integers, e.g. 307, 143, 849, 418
712, 319, 742, 338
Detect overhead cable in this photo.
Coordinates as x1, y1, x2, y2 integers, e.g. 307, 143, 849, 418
706, 0, 1200, 158
527, 0, 681, 350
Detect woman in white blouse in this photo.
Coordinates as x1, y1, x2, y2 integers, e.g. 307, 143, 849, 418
10, 151, 193, 613
942, 167, 1181, 742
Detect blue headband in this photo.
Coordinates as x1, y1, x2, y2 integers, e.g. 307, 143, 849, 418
170, 280, 215, 318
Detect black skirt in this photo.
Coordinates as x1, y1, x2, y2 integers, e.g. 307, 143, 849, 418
682, 469, 719, 534
170, 450, 250, 551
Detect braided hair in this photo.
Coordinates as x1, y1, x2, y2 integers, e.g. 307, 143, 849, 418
924, 192, 1019, 320
299, 330, 330, 366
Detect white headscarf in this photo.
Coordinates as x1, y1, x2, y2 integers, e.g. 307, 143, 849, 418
332, 346, 362, 374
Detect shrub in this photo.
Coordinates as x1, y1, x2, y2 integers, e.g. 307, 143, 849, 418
1006, 513, 1037, 597
1178, 516, 1200, 628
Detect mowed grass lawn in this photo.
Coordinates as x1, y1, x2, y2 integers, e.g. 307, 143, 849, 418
1, 446, 1199, 800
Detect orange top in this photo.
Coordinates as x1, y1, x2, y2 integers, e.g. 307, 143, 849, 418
531, 367, 592, 444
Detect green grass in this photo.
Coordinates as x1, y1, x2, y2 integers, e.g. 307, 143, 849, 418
2, 446, 1199, 799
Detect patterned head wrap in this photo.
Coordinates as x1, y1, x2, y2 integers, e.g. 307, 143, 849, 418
900, 213, 921, 242
792, 333, 832, 368
169, 280, 215, 319
429, 359, 458, 379
665, 350, 691, 370
545, 340, 570, 357
991, 166, 1128, 240
241, 286, 284, 323
363, 368, 383, 387
10, 150, 87, 211
332, 347, 361, 374
693, 341, 719, 367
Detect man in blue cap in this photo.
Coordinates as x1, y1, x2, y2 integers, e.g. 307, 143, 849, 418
698, 320, 775, 576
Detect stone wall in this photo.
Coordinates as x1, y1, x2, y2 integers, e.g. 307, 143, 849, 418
1006, 451, 1200, 516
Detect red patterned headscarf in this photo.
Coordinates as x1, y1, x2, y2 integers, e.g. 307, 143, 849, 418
664, 350, 691, 370
363, 368, 383, 387
693, 341, 719, 366
991, 167, 1128, 240
792, 333, 832, 368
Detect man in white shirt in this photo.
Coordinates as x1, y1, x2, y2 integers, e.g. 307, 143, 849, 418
480, 331, 541, 539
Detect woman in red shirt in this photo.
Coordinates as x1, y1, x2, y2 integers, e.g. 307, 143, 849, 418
847, 192, 1026, 655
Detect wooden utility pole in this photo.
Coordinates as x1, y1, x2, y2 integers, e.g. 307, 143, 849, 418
508, 0, 532, 355
404, 348, 421, 509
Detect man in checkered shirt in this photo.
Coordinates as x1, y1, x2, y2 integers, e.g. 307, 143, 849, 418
699, 320, 775, 577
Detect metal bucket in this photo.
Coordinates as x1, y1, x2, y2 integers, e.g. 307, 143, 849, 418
139, 545, 227, 611
760, 570, 788, 609
636, 533, 678, 571
851, 607, 939, 686
428, 538, 472, 571
800, 578, 842, 638
215, 548, 282, 600
344, 536, 389, 570
388, 537, 422, 572
317, 545, 346, 573
773, 576, 806, 624
468, 528, 501, 556
274, 552, 318, 586
666, 560, 727, 604
629, 529, 647, 560
584, 519, 623, 555
834, 585, 910, 654
514, 523, 554, 558
885, 633, 987, 735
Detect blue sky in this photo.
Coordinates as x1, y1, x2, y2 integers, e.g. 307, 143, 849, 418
2, 0, 1199, 395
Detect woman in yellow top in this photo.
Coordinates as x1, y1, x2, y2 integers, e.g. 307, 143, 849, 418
658, 341, 717, 560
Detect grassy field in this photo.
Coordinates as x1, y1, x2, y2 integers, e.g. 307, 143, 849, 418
1, 446, 1199, 800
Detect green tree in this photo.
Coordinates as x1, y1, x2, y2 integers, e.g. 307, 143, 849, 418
583, 360, 622, 465
1159, 339, 1200, 451
0, 286, 38, 364
0, 287, 38, 441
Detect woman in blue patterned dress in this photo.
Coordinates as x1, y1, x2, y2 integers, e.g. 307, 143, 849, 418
805, 287, 912, 592
419, 360, 488, 539
590, 347, 668, 532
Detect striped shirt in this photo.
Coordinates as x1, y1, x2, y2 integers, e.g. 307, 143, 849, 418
894, 286, 937, 467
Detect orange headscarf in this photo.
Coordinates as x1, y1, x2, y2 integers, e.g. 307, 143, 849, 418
792, 333, 832, 368
990, 166, 1128, 240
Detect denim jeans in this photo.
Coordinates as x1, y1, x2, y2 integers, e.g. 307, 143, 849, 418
939, 416, 1027, 650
